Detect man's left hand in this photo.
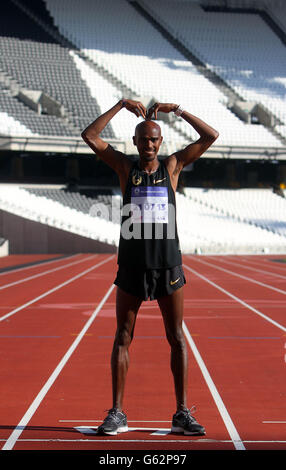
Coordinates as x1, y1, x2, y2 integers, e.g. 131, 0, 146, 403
146, 102, 177, 120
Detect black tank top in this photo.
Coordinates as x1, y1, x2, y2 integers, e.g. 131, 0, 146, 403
117, 160, 182, 269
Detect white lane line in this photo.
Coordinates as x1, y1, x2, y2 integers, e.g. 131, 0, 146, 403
0, 438, 234, 444
229, 255, 286, 273
0, 255, 114, 323
188, 256, 286, 295
1, 282, 116, 451
262, 421, 286, 424
183, 263, 286, 333
75, 426, 171, 436
0, 254, 96, 290
0, 254, 79, 277
151, 430, 170, 436
182, 321, 245, 451
1, 439, 286, 444
205, 256, 286, 280
59, 420, 171, 423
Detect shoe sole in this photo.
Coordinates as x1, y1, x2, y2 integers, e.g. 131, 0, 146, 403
96, 425, 129, 436
171, 425, 206, 436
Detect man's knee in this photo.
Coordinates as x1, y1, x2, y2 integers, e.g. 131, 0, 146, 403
165, 328, 185, 350
114, 328, 133, 348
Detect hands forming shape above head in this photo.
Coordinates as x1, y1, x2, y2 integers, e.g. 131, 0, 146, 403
122, 99, 177, 120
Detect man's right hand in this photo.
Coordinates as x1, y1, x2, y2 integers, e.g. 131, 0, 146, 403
122, 99, 147, 119
146, 102, 177, 120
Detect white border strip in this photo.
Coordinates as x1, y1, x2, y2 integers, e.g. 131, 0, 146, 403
183, 263, 286, 333
0, 254, 79, 277
2, 282, 116, 451
209, 256, 286, 280
228, 255, 286, 273
189, 256, 286, 295
0, 254, 96, 290
182, 321, 245, 450
0, 255, 113, 322
1, 439, 286, 444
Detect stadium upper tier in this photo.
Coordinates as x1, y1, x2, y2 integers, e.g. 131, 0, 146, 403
0, 0, 285, 150
142, 1, 286, 128
0, 81, 74, 137
0, 1, 114, 139
44, 0, 284, 148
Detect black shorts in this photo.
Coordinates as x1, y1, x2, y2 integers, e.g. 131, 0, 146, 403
114, 265, 186, 301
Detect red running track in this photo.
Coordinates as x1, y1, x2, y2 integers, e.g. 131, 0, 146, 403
0, 253, 285, 453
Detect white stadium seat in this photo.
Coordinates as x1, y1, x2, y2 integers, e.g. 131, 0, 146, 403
45, 0, 285, 148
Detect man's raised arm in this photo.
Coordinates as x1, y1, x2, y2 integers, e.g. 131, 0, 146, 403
81, 99, 147, 174
146, 102, 219, 171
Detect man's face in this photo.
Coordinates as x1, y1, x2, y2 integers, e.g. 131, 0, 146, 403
133, 121, 163, 162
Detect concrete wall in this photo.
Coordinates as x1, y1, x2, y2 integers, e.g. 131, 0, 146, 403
0, 209, 117, 254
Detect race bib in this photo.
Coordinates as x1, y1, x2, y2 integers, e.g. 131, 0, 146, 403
131, 186, 168, 223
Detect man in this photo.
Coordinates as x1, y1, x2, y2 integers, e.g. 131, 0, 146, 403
81, 99, 218, 436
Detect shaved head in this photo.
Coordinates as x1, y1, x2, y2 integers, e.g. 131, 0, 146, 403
134, 119, 161, 137
132, 119, 163, 161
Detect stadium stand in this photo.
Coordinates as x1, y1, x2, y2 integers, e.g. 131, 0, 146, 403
0, 185, 285, 254
0, 1, 114, 138
142, 0, 286, 137
184, 187, 286, 236
23, 186, 122, 224
0, 185, 120, 246
1, 0, 285, 148
0, 81, 72, 137
45, 0, 285, 147
70, 50, 187, 147
176, 191, 286, 254
0, 0, 285, 254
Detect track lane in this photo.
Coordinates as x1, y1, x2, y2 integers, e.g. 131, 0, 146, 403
227, 255, 286, 274
182, 259, 286, 450
3, 258, 244, 451
1, 254, 285, 451
10, 298, 237, 450
207, 255, 286, 283
0, 254, 64, 270
186, 256, 286, 328
0, 254, 109, 321
0, 255, 115, 449
0, 253, 93, 289
0, 254, 80, 285
189, 256, 286, 295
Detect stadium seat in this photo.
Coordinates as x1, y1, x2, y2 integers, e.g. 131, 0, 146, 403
44, 0, 284, 147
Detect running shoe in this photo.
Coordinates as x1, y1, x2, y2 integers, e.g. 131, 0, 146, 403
171, 407, 206, 436
96, 408, 128, 435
